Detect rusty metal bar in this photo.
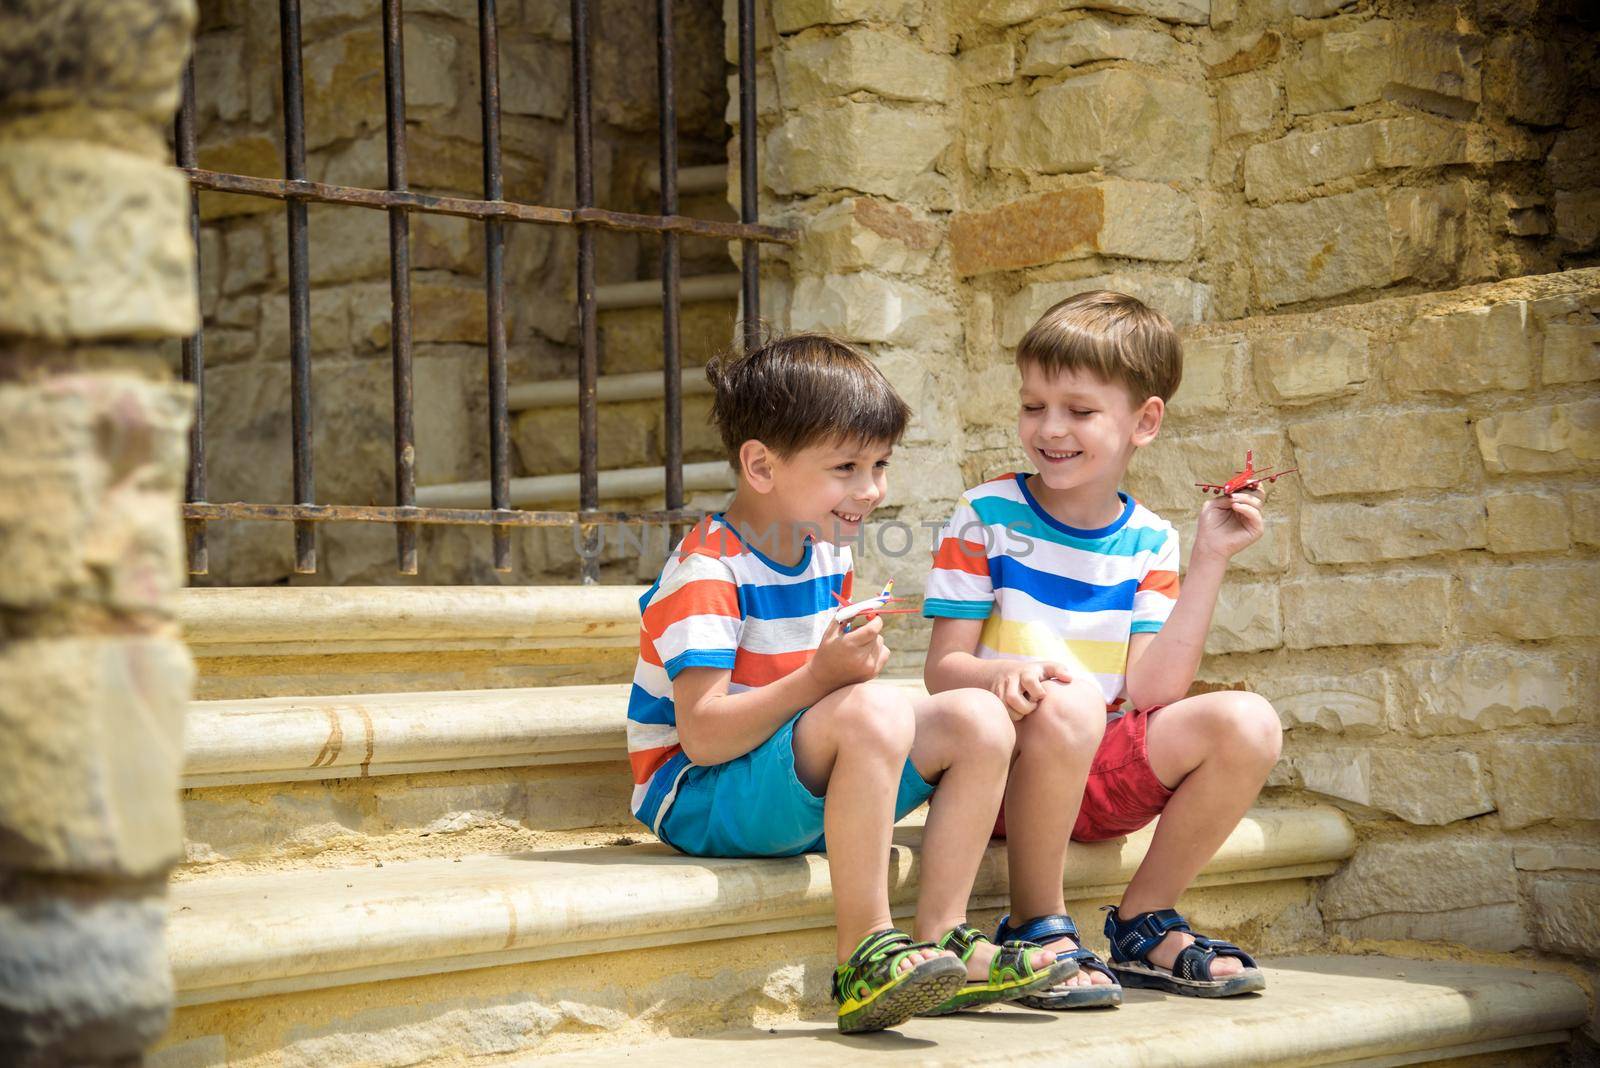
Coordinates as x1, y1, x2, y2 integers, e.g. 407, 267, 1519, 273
383, 0, 419, 575
280, 0, 316, 573
175, 56, 209, 576
480, 0, 512, 572
180, 169, 796, 242
183, 502, 702, 527
657, 0, 683, 528
737, 0, 760, 351
572, 0, 600, 584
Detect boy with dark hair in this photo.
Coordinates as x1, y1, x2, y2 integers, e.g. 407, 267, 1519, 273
629, 333, 1072, 1033
924, 291, 1283, 1006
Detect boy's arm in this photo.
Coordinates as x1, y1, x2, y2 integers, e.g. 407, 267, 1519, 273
674, 615, 888, 766
924, 617, 1005, 693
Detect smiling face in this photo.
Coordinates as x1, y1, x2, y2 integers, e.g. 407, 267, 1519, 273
768, 436, 893, 545
1018, 362, 1162, 509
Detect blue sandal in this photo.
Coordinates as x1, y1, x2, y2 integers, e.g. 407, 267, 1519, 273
995, 913, 1122, 1009
1102, 907, 1265, 997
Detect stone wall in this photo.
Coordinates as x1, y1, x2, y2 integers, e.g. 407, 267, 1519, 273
735, 0, 1599, 1032
182, 0, 734, 585
0, 1, 200, 1063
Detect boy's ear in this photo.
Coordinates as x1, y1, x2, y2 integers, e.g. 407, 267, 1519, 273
1130, 396, 1164, 446
737, 439, 776, 493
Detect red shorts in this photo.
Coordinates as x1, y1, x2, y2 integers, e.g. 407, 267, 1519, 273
994, 706, 1174, 843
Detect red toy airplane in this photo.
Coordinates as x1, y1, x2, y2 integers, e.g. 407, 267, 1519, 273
831, 580, 918, 633
1195, 450, 1298, 496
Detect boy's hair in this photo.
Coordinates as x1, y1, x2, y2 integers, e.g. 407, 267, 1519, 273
1016, 290, 1183, 404
705, 329, 911, 462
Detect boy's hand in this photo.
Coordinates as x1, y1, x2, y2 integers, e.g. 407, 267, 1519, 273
806, 614, 890, 692
990, 660, 1073, 720
1192, 485, 1267, 565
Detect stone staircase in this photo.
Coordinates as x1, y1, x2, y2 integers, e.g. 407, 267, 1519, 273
151, 586, 1589, 1066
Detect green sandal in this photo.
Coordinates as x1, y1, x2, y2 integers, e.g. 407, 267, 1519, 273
832, 928, 967, 1034
919, 923, 1080, 1016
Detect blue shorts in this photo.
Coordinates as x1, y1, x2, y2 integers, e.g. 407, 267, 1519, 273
656, 709, 934, 858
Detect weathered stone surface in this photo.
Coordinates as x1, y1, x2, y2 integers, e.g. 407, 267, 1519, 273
1387, 181, 1469, 286
1301, 497, 1485, 564
1461, 562, 1600, 641
1485, 34, 1567, 127
989, 70, 1212, 184
0, 141, 196, 341
502, 37, 569, 118
1485, 491, 1569, 554
1530, 878, 1600, 958
790, 273, 953, 347
1291, 747, 1494, 825
1542, 320, 1600, 385
765, 103, 952, 199
1282, 573, 1449, 649
221, 226, 270, 296
1291, 0, 1351, 15
1289, 410, 1473, 496
772, 0, 921, 32
1206, 582, 1282, 655
1217, 71, 1279, 138
1248, 190, 1390, 307
1243, 118, 1466, 205
1517, 844, 1600, 872
973, 0, 1210, 26
1020, 19, 1184, 74
1258, 669, 1388, 734
1394, 649, 1584, 736
0, 638, 191, 876
950, 182, 1197, 276
777, 28, 954, 105
798, 198, 940, 276
1203, 29, 1282, 78
1387, 26, 1482, 118
1170, 336, 1243, 416
303, 26, 458, 150
1321, 837, 1517, 919
1475, 399, 1600, 474
1331, 904, 1528, 953
1391, 301, 1535, 395
1125, 427, 1286, 514
1253, 326, 1368, 404
999, 275, 1212, 347
1286, 20, 1393, 115
1573, 487, 1600, 548
959, 42, 1016, 86
1490, 737, 1600, 830
1554, 190, 1600, 249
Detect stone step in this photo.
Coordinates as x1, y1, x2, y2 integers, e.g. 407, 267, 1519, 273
176, 585, 647, 700
414, 459, 734, 510
643, 164, 727, 196
596, 272, 740, 311
532, 957, 1588, 1068
507, 366, 711, 413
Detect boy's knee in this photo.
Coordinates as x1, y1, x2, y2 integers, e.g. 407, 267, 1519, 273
1026, 682, 1107, 751
833, 682, 916, 757
1219, 692, 1283, 766
942, 688, 1016, 758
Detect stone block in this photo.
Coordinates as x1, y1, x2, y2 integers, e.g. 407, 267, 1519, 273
1170, 336, 1244, 416
412, 283, 491, 346
989, 70, 1212, 184
960, 42, 1016, 86
0, 638, 191, 876
1289, 409, 1473, 496
1331, 904, 1528, 953
1230, 514, 1291, 575
1485, 34, 1568, 127
1248, 190, 1390, 307
790, 273, 952, 347
973, 0, 1209, 25
1243, 117, 1467, 205
772, 0, 920, 32
1218, 71, 1279, 138
1282, 573, 1449, 649
1301, 497, 1485, 564
221, 225, 271, 296
1391, 301, 1535, 395
999, 275, 1212, 347
1475, 399, 1600, 474
776, 28, 954, 105
1387, 181, 1469, 286
798, 198, 941, 276
1485, 491, 1569, 554
1291, 747, 1494, 825
765, 103, 952, 199
1461, 562, 1600, 641
1203, 29, 1282, 78
1206, 582, 1282, 655
502, 37, 569, 118
1387, 26, 1482, 118
1286, 20, 1393, 115
1020, 19, 1185, 74
1573, 487, 1600, 548
1321, 837, 1517, 919
1554, 190, 1600, 250
1490, 738, 1600, 830
0, 141, 196, 341
1257, 669, 1387, 734
1516, 844, 1600, 872
1126, 427, 1286, 515
1394, 649, 1583, 736
950, 182, 1197, 276
1253, 326, 1369, 404
1530, 878, 1600, 958
1542, 321, 1600, 385
1291, 0, 1350, 17
259, 289, 352, 357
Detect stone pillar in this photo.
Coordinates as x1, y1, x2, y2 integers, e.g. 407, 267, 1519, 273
0, 1, 199, 1064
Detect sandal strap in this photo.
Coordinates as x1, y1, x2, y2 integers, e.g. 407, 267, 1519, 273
998, 912, 1116, 982
1174, 936, 1258, 980
934, 923, 990, 964
1102, 906, 1192, 964
832, 928, 941, 1004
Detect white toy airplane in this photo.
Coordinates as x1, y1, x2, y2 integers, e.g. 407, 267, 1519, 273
831, 579, 917, 633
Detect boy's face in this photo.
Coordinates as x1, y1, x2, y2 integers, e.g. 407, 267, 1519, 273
767, 437, 892, 545
1018, 363, 1161, 497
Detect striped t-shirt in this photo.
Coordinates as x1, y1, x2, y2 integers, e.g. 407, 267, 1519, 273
626, 514, 853, 834
924, 474, 1180, 713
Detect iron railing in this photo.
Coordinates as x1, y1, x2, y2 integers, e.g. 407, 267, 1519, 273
174, 0, 794, 581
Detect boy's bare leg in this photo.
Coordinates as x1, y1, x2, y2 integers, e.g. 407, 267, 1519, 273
906, 688, 1055, 979
791, 682, 942, 971
1001, 675, 1117, 988
1116, 690, 1283, 977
